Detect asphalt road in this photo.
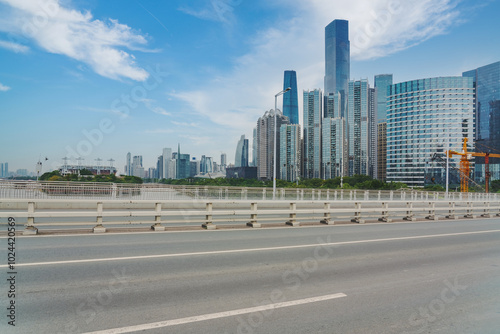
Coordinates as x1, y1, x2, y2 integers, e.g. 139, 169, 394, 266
1, 218, 500, 334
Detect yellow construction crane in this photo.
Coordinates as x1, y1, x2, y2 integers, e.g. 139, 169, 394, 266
448, 138, 500, 193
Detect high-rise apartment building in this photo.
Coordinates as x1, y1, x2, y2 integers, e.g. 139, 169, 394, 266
283, 70, 299, 124
125, 152, 131, 176
322, 117, 346, 179
235, 135, 249, 167
463, 61, 500, 181
386, 77, 474, 187
256, 109, 289, 180
280, 124, 301, 182
303, 89, 323, 179
348, 80, 372, 176
220, 153, 227, 169
368, 87, 377, 178
252, 127, 257, 167
162, 148, 173, 179
374, 74, 393, 181
131, 155, 144, 178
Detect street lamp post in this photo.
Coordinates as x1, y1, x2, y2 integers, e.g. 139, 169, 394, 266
273, 87, 291, 200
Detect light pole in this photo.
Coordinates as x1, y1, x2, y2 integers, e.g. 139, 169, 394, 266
273, 87, 291, 200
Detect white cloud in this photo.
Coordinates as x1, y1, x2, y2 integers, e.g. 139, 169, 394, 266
0, 0, 149, 81
0, 82, 10, 91
179, 0, 240, 24
76, 106, 129, 119
172, 0, 463, 142
141, 98, 171, 116
0, 40, 29, 53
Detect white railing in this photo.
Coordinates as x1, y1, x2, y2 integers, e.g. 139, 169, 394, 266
1, 198, 499, 235
0, 181, 498, 202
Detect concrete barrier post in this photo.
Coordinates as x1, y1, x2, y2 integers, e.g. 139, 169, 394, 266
24, 201, 38, 235
481, 201, 491, 218
93, 202, 106, 233
286, 202, 300, 226
202, 202, 216, 229
425, 202, 438, 221
404, 202, 417, 221
247, 203, 261, 228
321, 202, 334, 225
151, 202, 165, 231
446, 202, 456, 219
262, 188, 266, 200
379, 202, 392, 222
351, 202, 365, 224
378, 191, 381, 201
464, 202, 476, 218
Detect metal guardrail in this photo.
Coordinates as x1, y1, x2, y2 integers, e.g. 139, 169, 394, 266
0, 181, 498, 202
1, 198, 499, 235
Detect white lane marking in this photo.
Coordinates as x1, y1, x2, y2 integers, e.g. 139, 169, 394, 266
2, 229, 500, 268
83, 293, 347, 334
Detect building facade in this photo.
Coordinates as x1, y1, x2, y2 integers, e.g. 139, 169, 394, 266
348, 80, 371, 176
280, 124, 301, 182
322, 117, 346, 179
374, 74, 393, 181
283, 70, 299, 124
256, 109, 289, 180
386, 77, 475, 187
303, 89, 323, 179
235, 135, 249, 167
463, 61, 500, 181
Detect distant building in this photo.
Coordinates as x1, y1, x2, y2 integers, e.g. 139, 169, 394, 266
59, 164, 117, 176
348, 79, 373, 176
256, 109, 289, 180
162, 148, 173, 179
283, 70, 299, 124
252, 127, 258, 167
125, 153, 131, 176
374, 74, 393, 181
16, 169, 28, 176
226, 167, 257, 179
235, 135, 249, 167
386, 77, 474, 187
132, 155, 145, 178
0, 162, 8, 178
463, 61, 500, 181
322, 117, 346, 179
303, 89, 323, 179
280, 124, 301, 182
220, 153, 227, 169
176, 145, 191, 179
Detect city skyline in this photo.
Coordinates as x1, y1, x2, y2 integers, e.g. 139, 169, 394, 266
1, 0, 500, 173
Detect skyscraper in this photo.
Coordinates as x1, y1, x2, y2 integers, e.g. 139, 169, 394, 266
125, 152, 131, 176
322, 117, 346, 179
280, 124, 301, 182
283, 70, 299, 124
252, 127, 258, 167
176, 144, 191, 179
256, 109, 289, 180
303, 89, 323, 179
235, 135, 249, 167
374, 74, 393, 181
162, 148, 173, 179
348, 80, 372, 176
324, 19, 350, 117
463, 61, 500, 181
220, 153, 227, 169
386, 77, 474, 187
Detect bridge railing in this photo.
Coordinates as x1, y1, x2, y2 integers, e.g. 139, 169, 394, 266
1, 198, 499, 235
0, 181, 497, 202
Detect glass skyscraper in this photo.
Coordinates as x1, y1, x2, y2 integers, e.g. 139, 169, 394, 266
280, 124, 301, 182
324, 19, 350, 117
303, 89, 323, 179
386, 77, 474, 187
463, 61, 500, 181
374, 74, 393, 181
283, 70, 299, 125
234, 135, 249, 167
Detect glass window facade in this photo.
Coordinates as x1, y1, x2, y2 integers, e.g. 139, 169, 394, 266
280, 124, 301, 182
386, 77, 475, 187
463, 61, 500, 181
283, 70, 299, 125
303, 89, 323, 179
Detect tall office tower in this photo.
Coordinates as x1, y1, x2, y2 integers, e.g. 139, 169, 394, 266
234, 135, 249, 167
125, 152, 131, 176
368, 87, 377, 178
374, 74, 393, 181
283, 70, 299, 124
175, 144, 191, 179
324, 19, 350, 117
280, 124, 301, 182
387, 77, 474, 187
256, 109, 290, 180
348, 80, 370, 176
156, 156, 163, 179
303, 89, 323, 179
252, 127, 258, 167
132, 155, 145, 178
322, 117, 346, 179
162, 148, 172, 179
220, 153, 227, 169
463, 61, 500, 181
200, 155, 207, 173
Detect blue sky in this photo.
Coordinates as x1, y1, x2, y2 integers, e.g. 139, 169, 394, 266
1, 0, 499, 174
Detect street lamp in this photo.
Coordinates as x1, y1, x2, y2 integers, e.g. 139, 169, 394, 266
273, 87, 291, 200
